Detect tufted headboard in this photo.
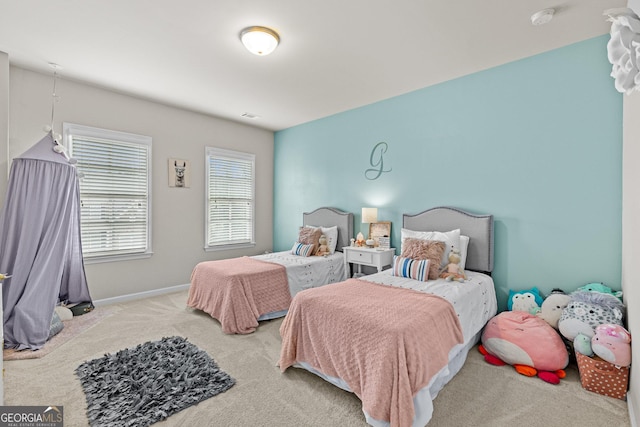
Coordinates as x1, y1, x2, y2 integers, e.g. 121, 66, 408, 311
303, 207, 354, 252
403, 206, 494, 275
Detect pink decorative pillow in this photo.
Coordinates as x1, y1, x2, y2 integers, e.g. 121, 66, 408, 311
400, 238, 445, 280
298, 227, 321, 253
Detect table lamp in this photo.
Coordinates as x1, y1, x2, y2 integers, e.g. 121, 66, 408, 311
361, 207, 378, 246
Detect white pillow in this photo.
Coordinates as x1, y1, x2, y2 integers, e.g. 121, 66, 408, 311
459, 235, 470, 271
306, 225, 339, 254
401, 228, 461, 268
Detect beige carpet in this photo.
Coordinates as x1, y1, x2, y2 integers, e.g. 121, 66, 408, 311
4, 290, 631, 427
3, 307, 114, 361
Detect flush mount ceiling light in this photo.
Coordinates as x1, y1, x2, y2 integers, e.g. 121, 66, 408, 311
531, 8, 555, 25
240, 26, 280, 56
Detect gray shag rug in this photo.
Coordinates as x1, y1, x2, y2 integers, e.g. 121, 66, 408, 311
75, 336, 235, 426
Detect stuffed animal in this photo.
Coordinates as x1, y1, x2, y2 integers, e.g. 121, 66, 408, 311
439, 249, 466, 282
508, 287, 544, 313
537, 288, 571, 329
479, 311, 569, 384
573, 333, 594, 356
576, 282, 623, 301
591, 324, 631, 367
315, 234, 330, 256
558, 291, 625, 341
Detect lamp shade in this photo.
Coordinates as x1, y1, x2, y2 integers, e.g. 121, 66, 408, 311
240, 26, 280, 56
362, 208, 378, 224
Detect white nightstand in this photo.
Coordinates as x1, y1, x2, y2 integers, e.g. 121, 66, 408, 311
343, 246, 395, 278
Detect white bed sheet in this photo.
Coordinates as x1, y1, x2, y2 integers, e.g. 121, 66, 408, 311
293, 269, 497, 427
253, 250, 346, 297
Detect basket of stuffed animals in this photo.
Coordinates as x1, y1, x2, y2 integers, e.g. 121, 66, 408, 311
575, 351, 629, 400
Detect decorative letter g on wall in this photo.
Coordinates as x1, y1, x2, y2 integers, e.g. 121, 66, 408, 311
365, 142, 391, 180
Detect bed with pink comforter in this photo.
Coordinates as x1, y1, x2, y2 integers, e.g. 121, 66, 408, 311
278, 206, 497, 427
188, 206, 354, 335
188, 256, 289, 334
279, 279, 464, 427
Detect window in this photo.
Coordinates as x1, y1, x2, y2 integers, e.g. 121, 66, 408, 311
205, 147, 255, 250
64, 123, 152, 262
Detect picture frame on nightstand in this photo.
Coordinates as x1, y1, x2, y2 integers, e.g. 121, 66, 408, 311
377, 236, 390, 250
369, 221, 391, 248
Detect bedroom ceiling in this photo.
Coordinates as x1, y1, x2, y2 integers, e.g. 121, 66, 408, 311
0, 0, 627, 131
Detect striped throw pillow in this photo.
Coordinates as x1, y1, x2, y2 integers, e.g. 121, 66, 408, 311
291, 242, 315, 257
391, 255, 430, 282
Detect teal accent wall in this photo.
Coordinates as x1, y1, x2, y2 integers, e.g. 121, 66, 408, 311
274, 36, 622, 310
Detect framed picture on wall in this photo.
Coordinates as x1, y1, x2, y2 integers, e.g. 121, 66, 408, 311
369, 221, 391, 248
168, 158, 191, 188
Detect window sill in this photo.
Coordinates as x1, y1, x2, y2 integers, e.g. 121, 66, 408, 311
205, 243, 256, 252
84, 251, 153, 264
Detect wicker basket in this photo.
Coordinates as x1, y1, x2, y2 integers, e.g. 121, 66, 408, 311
575, 351, 629, 400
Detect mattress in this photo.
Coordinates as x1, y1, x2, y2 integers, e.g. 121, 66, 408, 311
288, 269, 497, 427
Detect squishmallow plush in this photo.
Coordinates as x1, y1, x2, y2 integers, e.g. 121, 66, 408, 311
591, 324, 631, 367
576, 282, 623, 301
573, 333, 594, 357
508, 287, 544, 313
479, 311, 568, 384
558, 291, 625, 341
537, 288, 571, 329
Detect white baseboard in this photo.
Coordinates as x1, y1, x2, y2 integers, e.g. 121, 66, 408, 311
93, 283, 190, 307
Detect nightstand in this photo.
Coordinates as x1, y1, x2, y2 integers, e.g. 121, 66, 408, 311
343, 246, 395, 278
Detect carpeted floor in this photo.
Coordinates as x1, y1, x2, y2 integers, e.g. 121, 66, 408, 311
76, 336, 235, 426
3, 307, 114, 361
3, 290, 632, 426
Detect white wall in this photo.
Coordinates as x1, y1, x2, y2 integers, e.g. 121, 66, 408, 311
622, 5, 640, 425
623, 89, 640, 426
7, 66, 274, 300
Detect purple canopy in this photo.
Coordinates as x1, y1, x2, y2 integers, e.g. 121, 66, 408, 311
0, 133, 91, 350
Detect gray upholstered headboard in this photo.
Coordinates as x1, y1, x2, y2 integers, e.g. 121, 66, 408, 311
402, 206, 494, 274
303, 207, 354, 252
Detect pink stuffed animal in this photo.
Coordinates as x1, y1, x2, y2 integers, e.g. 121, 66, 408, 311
591, 324, 631, 367
479, 311, 569, 384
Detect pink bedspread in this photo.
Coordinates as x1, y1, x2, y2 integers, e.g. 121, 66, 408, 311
279, 279, 463, 427
188, 256, 289, 334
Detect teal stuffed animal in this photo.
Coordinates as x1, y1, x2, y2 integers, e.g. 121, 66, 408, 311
576, 282, 623, 301
573, 333, 594, 356
508, 287, 544, 313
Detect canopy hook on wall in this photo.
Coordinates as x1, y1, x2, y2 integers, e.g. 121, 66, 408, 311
45, 63, 61, 141
45, 63, 77, 165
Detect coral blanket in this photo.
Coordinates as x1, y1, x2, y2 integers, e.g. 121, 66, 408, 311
188, 257, 289, 334
279, 279, 463, 427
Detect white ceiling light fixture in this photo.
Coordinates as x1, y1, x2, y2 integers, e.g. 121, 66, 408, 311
531, 8, 555, 26
240, 26, 280, 56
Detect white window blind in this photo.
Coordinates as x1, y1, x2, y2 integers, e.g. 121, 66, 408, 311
206, 147, 255, 250
64, 123, 152, 261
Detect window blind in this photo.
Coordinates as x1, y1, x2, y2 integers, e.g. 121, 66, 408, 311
206, 148, 255, 248
69, 132, 151, 259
